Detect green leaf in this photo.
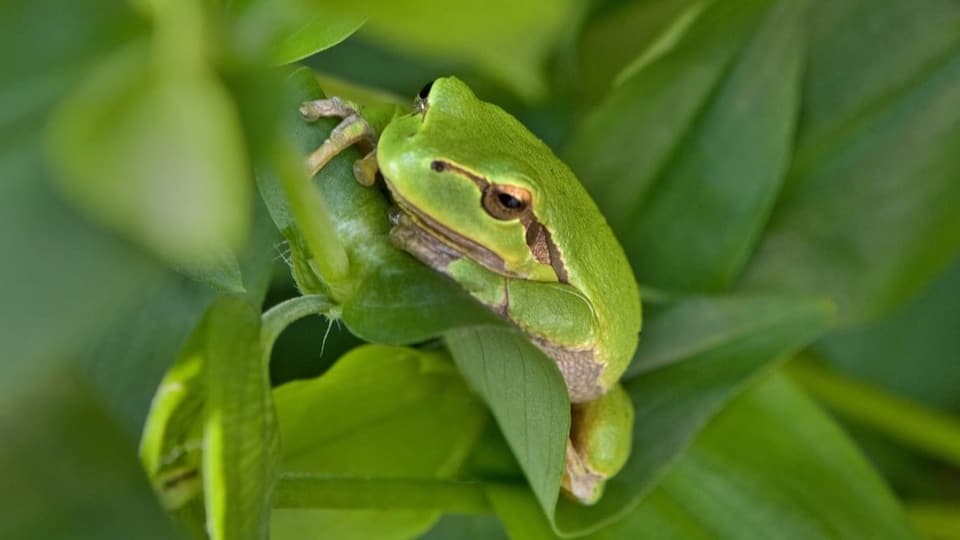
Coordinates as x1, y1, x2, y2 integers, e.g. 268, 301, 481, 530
342, 261, 499, 344
626, 293, 830, 377
445, 327, 570, 522
204, 297, 278, 540
82, 203, 277, 439
486, 485, 560, 540
741, 2, 960, 324
419, 514, 509, 540
271, 6, 366, 65
787, 358, 960, 469
139, 319, 208, 522
798, 0, 960, 147
621, 0, 805, 291
818, 256, 960, 409
554, 294, 834, 535
565, 0, 773, 238
492, 374, 916, 540
316, 0, 580, 100
271, 345, 487, 540
48, 38, 252, 271
0, 376, 181, 540
174, 247, 245, 294
261, 68, 495, 341
575, 0, 701, 104
140, 297, 278, 540
590, 373, 917, 539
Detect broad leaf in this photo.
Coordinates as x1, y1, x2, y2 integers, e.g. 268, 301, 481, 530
316, 0, 580, 100
203, 298, 278, 540
798, 0, 960, 147
565, 0, 773, 238
741, 1, 960, 325
615, 0, 805, 292
575, 0, 701, 105
626, 293, 830, 377
554, 294, 834, 535
140, 297, 279, 540
83, 203, 277, 439
589, 374, 917, 539
491, 374, 916, 540
271, 6, 366, 65
49, 38, 252, 272
445, 327, 570, 521
271, 345, 487, 540
420, 514, 509, 540
818, 255, 960, 409
342, 262, 499, 344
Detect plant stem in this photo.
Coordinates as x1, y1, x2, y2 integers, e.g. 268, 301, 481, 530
274, 474, 496, 514
787, 359, 960, 468
261, 294, 334, 352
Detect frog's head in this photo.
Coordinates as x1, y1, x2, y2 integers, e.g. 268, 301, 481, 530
378, 77, 567, 283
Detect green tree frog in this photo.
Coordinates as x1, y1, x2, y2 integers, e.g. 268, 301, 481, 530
300, 77, 641, 504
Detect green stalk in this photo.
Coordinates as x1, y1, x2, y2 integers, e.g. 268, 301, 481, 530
787, 359, 960, 468
261, 294, 335, 352
274, 474, 495, 514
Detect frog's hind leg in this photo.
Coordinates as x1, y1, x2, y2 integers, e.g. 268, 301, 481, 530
562, 384, 634, 505
299, 97, 377, 180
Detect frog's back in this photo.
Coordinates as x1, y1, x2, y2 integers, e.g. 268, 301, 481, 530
537, 156, 642, 388
429, 78, 642, 384
469, 100, 642, 387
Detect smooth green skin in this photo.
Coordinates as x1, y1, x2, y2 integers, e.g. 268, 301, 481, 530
378, 78, 641, 393
374, 77, 642, 498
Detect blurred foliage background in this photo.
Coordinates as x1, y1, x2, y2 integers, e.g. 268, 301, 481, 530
3, 0, 960, 539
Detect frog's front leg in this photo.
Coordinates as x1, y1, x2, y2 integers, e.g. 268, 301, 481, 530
300, 97, 378, 184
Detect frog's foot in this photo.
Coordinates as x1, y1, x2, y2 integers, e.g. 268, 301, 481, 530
300, 98, 377, 181
300, 96, 357, 120
561, 384, 634, 505
562, 441, 607, 504
353, 150, 379, 187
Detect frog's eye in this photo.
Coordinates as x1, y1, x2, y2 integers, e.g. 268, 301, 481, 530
483, 184, 531, 220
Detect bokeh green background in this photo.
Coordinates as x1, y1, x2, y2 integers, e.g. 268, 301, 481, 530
3, 0, 960, 538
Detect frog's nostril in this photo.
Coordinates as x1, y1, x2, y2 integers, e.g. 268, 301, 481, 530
418, 80, 435, 99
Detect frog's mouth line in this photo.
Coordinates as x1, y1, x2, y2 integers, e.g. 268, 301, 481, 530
382, 176, 517, 277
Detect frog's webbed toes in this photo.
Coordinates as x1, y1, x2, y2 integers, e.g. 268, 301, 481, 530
303, 113, 376, 178
299, 96, 357, 121
353, 150, 380, 187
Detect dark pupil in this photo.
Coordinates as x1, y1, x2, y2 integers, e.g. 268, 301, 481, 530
418, 80, 435, 99
498, 192, 522, 209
